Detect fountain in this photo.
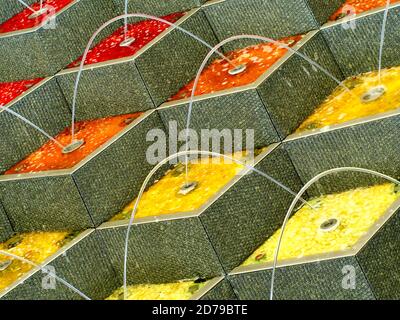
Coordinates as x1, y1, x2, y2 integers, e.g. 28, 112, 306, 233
4, 113, 142, 174
229, 168, 400, 300
178, 33, 353, 187
119, 147, 311, 299
0, 9, 241, 234
1, 0, 399, 301
0, 77, 72, 174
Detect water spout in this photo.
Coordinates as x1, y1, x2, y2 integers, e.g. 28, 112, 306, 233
378, 0, 391, 84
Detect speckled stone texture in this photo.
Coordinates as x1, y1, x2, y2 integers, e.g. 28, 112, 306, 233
284, 114, 400, 196
0, 0, 117, 81
135, 9, 219, 106
322, 6, 400, 77
96, 219, 224, 285
200, 145, 305, 272
0, 202, 13, 243
229, 256, 376, 300
257, 32, 345, 139
0, 78, 71, 174
158, 89, 281, 152
56, 61, 155, 121
1, 230, 120, 300
305, 0, 345, 25
0, 174, 94, 232
112, 0, 205, 17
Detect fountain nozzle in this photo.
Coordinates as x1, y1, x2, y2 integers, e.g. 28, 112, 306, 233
0, 259, 12, 271
319, 218, 340, 232
62, 139, 85, 154
120, 37, 136, 47
28, 7, 49, 19
178, 181, 198, 195
228, 64, 247, 75
361, 85, 386, 103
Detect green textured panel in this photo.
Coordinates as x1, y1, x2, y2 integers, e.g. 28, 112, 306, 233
158, 89, 280, 152
0, 175, 93, 232
229, 256, 375, 300
0, 202, 13, 243
0, 0, 36, 22
284, 115, 400, 196
305, 0, 344, 25
257, 32, 344, 138
204, 0, 318, 52
322, 7, 400, 77
135, 10, 219, 106
200, 145, 305, 271
357, 208, 400, 299
1, 231, 119, 300
0, 79, 71, 174
56, 62, 155, 121
0, 0, 117, 81
97, 218, 224, 285
200, 279, 238, 300
112, 0, 204, 17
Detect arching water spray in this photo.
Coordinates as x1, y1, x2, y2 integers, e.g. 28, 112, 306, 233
0, 106, 65, 149
378, 0, 391, 84
0, 250, 91, 300
269, 167, 400, 300
122, 150, 315, 300
183, 34, 352, 184
15, 0, 36, 13
70, 13, 237, 143
123, 0, 129, 41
